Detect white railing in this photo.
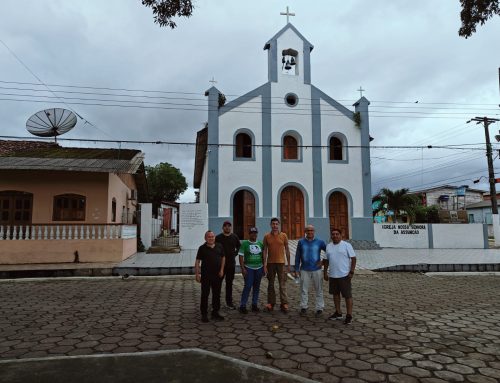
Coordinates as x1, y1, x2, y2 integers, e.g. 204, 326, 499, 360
0, 224, 132, 241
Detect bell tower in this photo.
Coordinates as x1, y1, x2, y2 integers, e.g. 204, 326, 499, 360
263, 20, 314, 85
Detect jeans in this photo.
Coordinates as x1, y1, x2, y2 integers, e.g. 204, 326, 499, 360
299, 269, 324, 311
239, 267, 264, 307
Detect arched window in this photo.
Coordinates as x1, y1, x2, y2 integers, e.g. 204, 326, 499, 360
53, 194, 86, 221
283, 135, 298, 160
328, 134, 348, 162
235, 132, 252, 159
111, 198, 117, 222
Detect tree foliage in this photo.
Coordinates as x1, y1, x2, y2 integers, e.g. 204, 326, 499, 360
141, 0, 194, 29
373, 188, 420, 223
459, 0, 500, 38
146, 162, 188, 206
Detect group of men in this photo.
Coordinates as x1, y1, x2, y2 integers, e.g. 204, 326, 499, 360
194, 218, 356, 325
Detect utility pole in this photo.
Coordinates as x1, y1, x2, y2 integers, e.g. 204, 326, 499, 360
471, 116, 500, 215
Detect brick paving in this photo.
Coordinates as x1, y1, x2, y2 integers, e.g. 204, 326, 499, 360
2, 273, 500, 382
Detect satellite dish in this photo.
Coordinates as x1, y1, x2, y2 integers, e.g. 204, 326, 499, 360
26, 108, 77, 142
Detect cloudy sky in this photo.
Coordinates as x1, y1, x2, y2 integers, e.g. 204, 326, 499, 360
1, 0, 499, 202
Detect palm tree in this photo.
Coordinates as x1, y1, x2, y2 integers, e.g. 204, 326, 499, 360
373, 188, 419, 223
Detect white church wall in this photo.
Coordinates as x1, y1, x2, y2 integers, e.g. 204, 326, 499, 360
270, 82, 314, 216
320, 102, 364, 217
217, 96, 263, 216
199, 160, 208, 203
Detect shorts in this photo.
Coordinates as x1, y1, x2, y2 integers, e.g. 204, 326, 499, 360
329, 276, 352, 298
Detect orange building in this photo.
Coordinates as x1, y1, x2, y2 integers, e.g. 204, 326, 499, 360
0, 140, 147, 264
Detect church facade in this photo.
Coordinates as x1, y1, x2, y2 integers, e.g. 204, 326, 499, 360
194, 23, 373, 241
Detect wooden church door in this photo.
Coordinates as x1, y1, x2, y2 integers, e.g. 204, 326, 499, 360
329, 192, 349, 239
233, 190, 255, 239
280, 186, 304, 240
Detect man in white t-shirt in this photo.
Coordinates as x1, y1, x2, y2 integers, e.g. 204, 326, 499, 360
323, 228, 356, 325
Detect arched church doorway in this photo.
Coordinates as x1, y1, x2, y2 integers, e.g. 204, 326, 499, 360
280, 186, 304, 240
233, 190, 255, 239
329, 191, 349, 239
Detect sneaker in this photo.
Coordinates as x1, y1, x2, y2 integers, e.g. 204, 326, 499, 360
239, 306, 248, 314
328, 312, 343, 321
315, 310, 323, 317
201, 316, 209, 323
211, 312, 225, 321
344, 315, 353, 325
264, 304, 274, 312
300, 308, 307, 316
251, 305, 260, 312
226, 303, 236, 310
280, 304, 289, 313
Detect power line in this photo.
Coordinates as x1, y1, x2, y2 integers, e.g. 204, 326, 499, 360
0, 135, 495, 150
1, 79, 498, 107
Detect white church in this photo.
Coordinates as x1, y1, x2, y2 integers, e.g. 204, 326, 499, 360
193, 21, 374, 242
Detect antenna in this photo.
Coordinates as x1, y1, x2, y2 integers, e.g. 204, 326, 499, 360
26, 108, 77, 143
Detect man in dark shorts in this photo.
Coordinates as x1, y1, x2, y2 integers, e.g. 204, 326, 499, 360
215, 221, 240, 309
195, 230, 226, 323
323, 228, 356, 325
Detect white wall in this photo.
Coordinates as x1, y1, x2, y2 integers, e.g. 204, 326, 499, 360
432, 224, 485, 248
179, 203, 208, 250
374, 223, 486, 249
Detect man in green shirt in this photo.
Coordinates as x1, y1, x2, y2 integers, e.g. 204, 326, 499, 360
238, 227, 265, 314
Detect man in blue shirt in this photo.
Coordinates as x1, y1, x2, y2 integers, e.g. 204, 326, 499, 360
294, 224, 327, 316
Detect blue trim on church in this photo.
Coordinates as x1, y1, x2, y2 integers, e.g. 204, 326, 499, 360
311, 86, 323, 217
205, 86, 220, 218
354, 96, 374, 241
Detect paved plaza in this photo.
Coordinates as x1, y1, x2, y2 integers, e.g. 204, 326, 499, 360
2, 272, 500, 382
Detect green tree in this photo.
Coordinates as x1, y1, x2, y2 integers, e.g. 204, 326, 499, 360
373, 188, 420, 223
459, 0, 500, 38
141, 0, 194, 29
146, 162, 187, 207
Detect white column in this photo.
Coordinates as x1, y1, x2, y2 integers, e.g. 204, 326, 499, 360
493, 214, 500, 246
140, 203, 153, 250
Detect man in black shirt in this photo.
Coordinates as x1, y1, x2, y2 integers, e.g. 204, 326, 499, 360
215, 221, 241, 309
195, 230, 226, 322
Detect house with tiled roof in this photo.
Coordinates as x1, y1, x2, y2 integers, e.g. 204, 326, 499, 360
0, 140, 147, 265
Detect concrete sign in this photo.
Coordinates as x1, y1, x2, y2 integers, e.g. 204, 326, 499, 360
179, 203, 208, 250
374, 223, 429, 248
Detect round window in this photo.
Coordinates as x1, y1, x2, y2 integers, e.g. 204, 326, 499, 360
285, 93, 298, 107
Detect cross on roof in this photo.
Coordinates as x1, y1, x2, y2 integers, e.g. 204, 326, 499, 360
280, 6, 295, 24
209, 77, 217, 85
357, 86, 365, 98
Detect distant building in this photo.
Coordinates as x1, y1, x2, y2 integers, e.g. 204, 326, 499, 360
410, 185, 484, 210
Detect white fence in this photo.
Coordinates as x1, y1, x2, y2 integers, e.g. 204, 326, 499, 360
374, 223, 487, 249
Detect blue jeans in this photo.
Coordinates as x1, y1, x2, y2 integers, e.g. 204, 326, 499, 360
240, 267, 264, 307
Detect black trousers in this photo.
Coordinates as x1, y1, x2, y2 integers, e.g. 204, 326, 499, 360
224, 263, 235, 305
200, 275, 223, 316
